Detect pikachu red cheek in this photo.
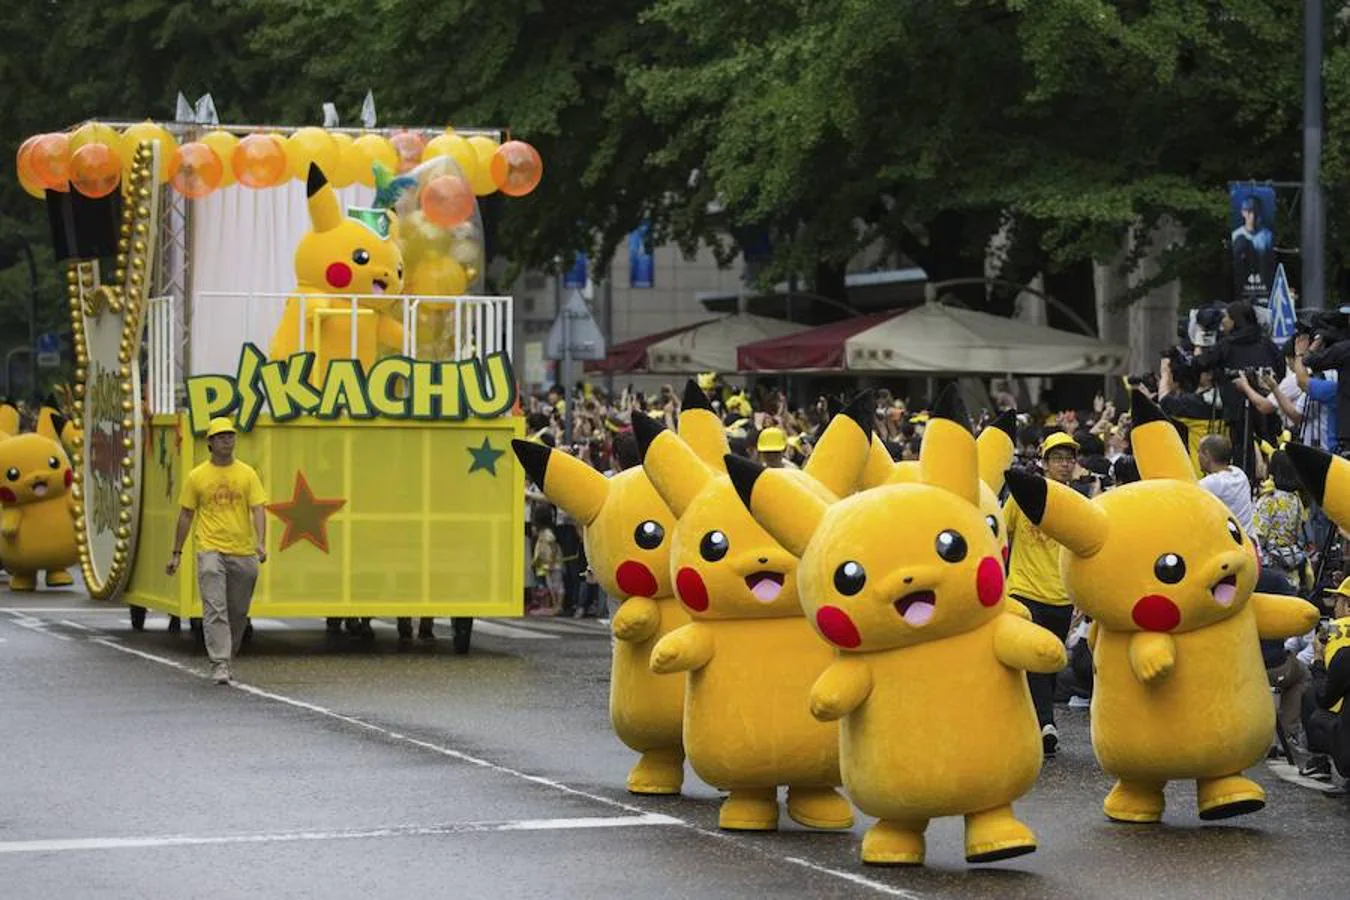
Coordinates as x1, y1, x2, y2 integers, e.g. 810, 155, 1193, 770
615, 560, 658, 598
325, 262, 353, 289
676, 567, 709, 612
815, 605, 861, 649
1132, 594, 1181, 632
976, 556, 1003, 607
64, 468, 73, 488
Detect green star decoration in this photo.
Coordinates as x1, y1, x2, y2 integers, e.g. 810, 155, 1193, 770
467, 437, 506, 476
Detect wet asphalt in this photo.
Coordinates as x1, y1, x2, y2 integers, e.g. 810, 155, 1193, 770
1, 593, 1348, 900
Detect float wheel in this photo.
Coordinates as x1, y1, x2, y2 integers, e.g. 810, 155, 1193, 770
129, 605, 147, 631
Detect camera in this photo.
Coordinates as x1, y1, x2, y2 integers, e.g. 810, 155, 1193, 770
1126, 373, 1159, 392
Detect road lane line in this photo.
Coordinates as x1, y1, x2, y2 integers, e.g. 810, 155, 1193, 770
59, 620, 95, 632
88, 637, 916, 897
469, 620, 558, 640
0, 610, 72, 640
0, 813, 682, 855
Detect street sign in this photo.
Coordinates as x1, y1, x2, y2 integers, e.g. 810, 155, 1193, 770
36, 333, 60, 354
1269, 263, 1296, 341
36, 352, 61, 369
545, 290, 607, 361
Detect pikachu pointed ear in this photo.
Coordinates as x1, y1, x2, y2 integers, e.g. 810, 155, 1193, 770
633, 413, 714, 518
860, 436, 895, 490
306, 163, 343, 233
725, 454, 826, 557
978, 410, 1017, 493
804, 390, 873, 497
1004, 468, 1108, 558
1129, 390, 1195, 482
511, 439, 608, 525
678, 379, 730, 471
35, 408, 58, 443
918, 386, 979, 505
1287, 443, 1350, 529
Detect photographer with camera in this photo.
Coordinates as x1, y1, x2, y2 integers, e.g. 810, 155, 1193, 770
1294, 308, 1350, 452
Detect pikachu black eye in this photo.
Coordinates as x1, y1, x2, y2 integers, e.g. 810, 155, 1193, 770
1154, 553, 1186, 584
699, 530, 729, 562
985, 515, 999, 539
352, 249, 371, 265
834, 561, 866, 596
1226, 519, 1243, 545
48, 456, 60, 469
5, 468, 18, 482
935, 530, 967, 563
634, 520, 664, 550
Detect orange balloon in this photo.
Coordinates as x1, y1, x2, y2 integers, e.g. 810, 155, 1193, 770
489, 141, 544, 197
29, 133, 71, 191
69, 143, 121, 198
172, 142, 224, 198
232, 133, 288, 188
389, 130, 426, 174
420, 175, 476, 228
15, 135, 46, 198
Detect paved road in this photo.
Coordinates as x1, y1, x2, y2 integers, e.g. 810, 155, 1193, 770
2, 593, 1348, 899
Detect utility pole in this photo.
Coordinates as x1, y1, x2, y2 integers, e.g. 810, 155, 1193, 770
1302, 0, 1325, 310
19, 237, 40, 398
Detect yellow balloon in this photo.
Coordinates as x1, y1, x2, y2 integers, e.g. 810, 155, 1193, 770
422, 133, 461, 163
407, 255, 468, 297
466, 136, 500, 196
69, 122, 124, 161
286, 127, 339, 182
330, 133, 359, 188
351, 134, 397, 188
200, 131, 240, 187
121, 121, 180, 182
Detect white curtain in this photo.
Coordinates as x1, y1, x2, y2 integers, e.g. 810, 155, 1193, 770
188, 181, 374, 376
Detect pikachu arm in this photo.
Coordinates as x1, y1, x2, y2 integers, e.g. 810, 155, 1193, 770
1251, 591, 1321, 640
1005, 597, 1031, 620
611, 595, 661, 643
808, 656, 874, 722
650, 622, 715, 675
375, 313, 406, 351
1, 507, 21, 538
993, 613, 1067, 674
1128, 632, 1176, 685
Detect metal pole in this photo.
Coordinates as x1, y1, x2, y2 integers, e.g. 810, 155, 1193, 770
19, 238, 40, 398
1302, 0, 1325, 310
603, 269, 614, 400
562, 290, 573, 446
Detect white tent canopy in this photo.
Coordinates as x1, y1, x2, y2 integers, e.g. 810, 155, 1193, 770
844, 303, 1129, 375
645, 313, 807, 373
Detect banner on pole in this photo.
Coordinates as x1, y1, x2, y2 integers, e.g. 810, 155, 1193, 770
629, 223, 654, 288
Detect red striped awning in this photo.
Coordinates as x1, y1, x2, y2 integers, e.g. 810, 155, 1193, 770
582, 320, 715, 374
736, 311, 903, 371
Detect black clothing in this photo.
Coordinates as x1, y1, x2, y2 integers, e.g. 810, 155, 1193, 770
1019, 598, 1074, 729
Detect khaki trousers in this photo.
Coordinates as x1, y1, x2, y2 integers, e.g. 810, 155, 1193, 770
197, 551, 259, 663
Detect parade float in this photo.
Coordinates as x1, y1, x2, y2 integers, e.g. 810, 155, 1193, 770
14, 114, 542, 650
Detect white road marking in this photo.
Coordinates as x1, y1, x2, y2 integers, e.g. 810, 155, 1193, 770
469, 620, 558, 640
87, 637, 912, 896
59, 619, 95, 632
0, 813, 680, 856
1266, 758, 1345, 793
0, 606, 123, 614
0, 610, 72, 640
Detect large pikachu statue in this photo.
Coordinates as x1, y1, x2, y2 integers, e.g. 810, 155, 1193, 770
727, 389, 1063, 866
632, 392, 874, 832
1004, 391, 1318, 824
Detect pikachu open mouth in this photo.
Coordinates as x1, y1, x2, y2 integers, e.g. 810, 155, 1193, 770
895, 590, 937, 627
31, 478, 48, 498
745, 572, 784, 603
1211, 574, 1238, 608
371, 279, 388, 294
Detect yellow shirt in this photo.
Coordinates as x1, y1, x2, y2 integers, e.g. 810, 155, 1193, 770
1003, 496, 1070, 606
1327, 617, 1350, 713
179, 459, 266, 556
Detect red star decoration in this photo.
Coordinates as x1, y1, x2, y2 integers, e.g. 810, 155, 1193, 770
266, 471, 346, 553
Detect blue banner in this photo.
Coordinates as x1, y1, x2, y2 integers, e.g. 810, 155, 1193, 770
1228, 183, 1276, 310
562, 253, 588, 290
629, 223, 654, 289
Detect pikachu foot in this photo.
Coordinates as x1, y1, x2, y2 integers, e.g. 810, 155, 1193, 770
861, 819, 927, 866
625, 748, 684, 796
45, 569, 74, 587
718, 788, 779, 831
964, 805, 1037, 864
786, 785, 854, 830
1103, 779, 1165, 824
1196, 774, 1265, 821
8, 572, 37, 592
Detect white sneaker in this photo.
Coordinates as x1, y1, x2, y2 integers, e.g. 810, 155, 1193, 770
1042, 723, 1059, 756
1068, 695, 1091, 709
211, 662, 231, 684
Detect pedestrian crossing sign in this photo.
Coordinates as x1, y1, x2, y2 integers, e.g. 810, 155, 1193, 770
1269, 263, 1296, 341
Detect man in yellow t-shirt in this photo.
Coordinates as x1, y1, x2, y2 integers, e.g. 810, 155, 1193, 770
1003, 431, 1078, 756
166, 418, 267, 684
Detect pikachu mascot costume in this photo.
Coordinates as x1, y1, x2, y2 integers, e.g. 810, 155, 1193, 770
728, 390, 1064, 865
269, 163, 405, 376
0, 398, 18, 438
1003, 391, 1318, 824
35, 399, 80, 457
0, 433, 79, 590
509, 388, 695, 795
632, 392, 874, 831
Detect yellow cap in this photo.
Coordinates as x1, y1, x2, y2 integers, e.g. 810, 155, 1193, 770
757, 427, 787, 452
1326, 577, 1350, 599
910, 412, 930, 424
206, 417, 237, 438
1040, 432, 1080, 456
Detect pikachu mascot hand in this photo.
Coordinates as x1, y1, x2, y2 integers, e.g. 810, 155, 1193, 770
634, 387, 874, 832
511, 402, 688, 795
729, 389, 1063, 866
1003, 391, 1318, 824
0, 433, 79, 591
269, 163, 405, 379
